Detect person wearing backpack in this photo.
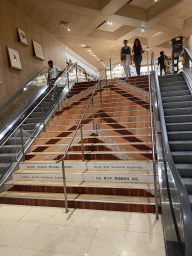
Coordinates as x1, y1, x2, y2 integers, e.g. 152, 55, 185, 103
120, 39, 132, 81
158, 51, 168, 76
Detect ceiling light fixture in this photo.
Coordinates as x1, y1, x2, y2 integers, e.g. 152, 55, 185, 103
108, 21, 113, 25
141, 27, 145, 33
68, 28, 71, 31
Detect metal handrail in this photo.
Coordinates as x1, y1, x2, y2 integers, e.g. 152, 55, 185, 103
146, 48, 159, 220
56, 57, 112, 213
151, 52, 192, 255
0, 63, 77, 149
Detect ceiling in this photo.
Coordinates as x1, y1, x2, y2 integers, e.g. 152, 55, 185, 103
8, 0, 192, 70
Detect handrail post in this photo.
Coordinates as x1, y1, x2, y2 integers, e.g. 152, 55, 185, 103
80, 122, 85, 162
20, 126, 25, 162
110, 57, 112, 80
61, 159, 69, 213
100, 80, 102, 108
76, 64, 78, 83
105, 68, 107, 90
67, 72, 69, 89
91, 98, 95, 130
147, 48, 159, 220
85, 71, 88, 82
41, 104, 46, 132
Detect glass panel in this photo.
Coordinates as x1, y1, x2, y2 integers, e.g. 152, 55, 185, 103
0, 68, 48, 134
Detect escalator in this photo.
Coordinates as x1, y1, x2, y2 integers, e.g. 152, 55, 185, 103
151, 49, 192, 256
0, 62, 96, 183
159, 74, 192, 209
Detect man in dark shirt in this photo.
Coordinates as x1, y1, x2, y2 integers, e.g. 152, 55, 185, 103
158, 51, 168, 76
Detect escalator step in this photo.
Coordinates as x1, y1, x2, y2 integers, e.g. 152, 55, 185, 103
176, 164, 192, 178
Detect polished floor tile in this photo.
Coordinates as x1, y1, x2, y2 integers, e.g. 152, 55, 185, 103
0, 220, 41, 247
21, 206, 77, 225
0, 204, 32, 221
23, 225, 97, 255
88, 229, 166, 256
70, 209, 163, 234
0, 246, 50, 256
0, 205, 166, 256
49, 253, 79, 256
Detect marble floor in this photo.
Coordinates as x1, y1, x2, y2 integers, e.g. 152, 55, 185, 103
0, 204, 166, 256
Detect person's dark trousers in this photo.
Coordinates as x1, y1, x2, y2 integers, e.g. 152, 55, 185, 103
134, 55, 142, 75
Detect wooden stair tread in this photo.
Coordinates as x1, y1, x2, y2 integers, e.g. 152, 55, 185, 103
14, 169, 153, 175
27, 151, 153, 155
32, 142, 152, 147
0, 191, 158, 204
6, 180, 156, 189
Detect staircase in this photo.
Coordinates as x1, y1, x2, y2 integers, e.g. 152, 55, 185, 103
0, 77, 160, 213
159, 73, 192, 209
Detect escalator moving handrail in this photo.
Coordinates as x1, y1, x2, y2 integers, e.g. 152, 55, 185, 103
152, 52, 192, 255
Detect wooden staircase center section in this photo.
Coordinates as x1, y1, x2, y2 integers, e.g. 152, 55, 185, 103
0, 77, 160, 213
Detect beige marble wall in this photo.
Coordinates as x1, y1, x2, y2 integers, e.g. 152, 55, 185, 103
0, 0, 67, 105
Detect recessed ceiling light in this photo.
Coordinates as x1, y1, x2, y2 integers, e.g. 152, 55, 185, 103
68, 28, 71, 31
108, 21, 113, 25
88, 50, 92, 52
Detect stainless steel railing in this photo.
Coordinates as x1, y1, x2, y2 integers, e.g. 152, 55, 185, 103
151, 51, 192, 256
56, 57, 112, 213
0, 62, 95, 186
146, 48, 159, 220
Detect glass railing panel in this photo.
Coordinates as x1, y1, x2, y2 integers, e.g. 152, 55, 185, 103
0, 68, 48, 134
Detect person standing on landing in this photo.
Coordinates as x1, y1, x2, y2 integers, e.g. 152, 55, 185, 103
120, 40, 132, 81
132, 38, 145, 76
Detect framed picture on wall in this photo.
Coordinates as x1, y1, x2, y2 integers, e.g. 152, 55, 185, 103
17, 28, 28, 46
7, 47, 22, 70
32, 40, 44, 60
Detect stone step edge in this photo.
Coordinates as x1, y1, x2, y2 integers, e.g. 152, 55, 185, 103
6, 180, 155, 189
0, 194, 157, 205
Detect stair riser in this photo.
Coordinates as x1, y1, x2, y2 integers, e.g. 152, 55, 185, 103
172, 156, 192, 164
26, 153, 153, 161
54, 110, 150, 120
49, 116, 150, 126
161, 90, 189, 97
40, 128, 152, 138
46, 122, 151, 132
0, 197, 161, 213
31, 144, 152, 153
165, 108, 192, 116
167, 123, 192, 132
170, 144, 192, 151
160, 85, 188, 92
12, 172, 154, 183
8, 185, 155, 197
59, 105, 150, 115
163, 101, 192, 109
35, 135, 152, 145
19, 161, 153, 171
165, 116, 192, 123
